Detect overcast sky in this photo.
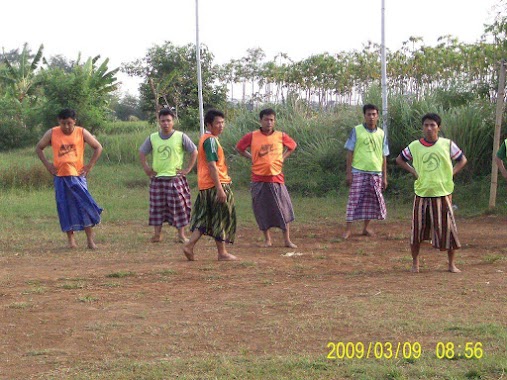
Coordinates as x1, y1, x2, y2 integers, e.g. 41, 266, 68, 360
1, 0, 501, 95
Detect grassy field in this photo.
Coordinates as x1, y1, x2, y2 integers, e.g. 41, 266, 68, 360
1, 143, 507, 379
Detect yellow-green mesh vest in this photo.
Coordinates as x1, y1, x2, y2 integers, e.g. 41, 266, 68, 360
409, 138, 454, 197
150, 131, 184, 177
351, 124, 385, 172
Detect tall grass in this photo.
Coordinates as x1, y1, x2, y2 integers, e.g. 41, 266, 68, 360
0, 94, 503, 202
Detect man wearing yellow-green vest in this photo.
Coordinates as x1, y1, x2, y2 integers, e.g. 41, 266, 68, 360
343, 104, 388, 240
396, 113, 467, 273
139, 108, 198, 244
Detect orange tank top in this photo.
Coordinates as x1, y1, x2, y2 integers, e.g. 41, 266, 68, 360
197, 133, 231, 190
251, 130, 284, 176
51, 126, 85, 176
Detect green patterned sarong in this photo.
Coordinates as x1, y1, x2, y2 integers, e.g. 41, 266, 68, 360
190, 184, 236, 243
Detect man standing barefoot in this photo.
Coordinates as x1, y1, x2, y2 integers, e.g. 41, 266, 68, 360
36, 109, 102, 249
236, 108, 297, 248
396, 113, 467, 273
183, 109, 238, 261
343, 104, 388, 239
139, 108, 197, 244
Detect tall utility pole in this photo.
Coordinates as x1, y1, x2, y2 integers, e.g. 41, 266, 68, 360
195, 0, 205, 135
489, 59, 506, 209
381, 0, 388, 144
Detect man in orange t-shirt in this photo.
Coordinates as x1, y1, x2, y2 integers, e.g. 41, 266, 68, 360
236, 108, 297, 248
183, 109, 238, 261
36, 109, 103, 249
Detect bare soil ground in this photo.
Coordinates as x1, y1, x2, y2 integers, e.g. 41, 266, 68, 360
1, 216, 506, 379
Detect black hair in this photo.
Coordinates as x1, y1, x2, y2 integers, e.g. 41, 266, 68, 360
204, 109, 225, 126
57, 108, 77, 120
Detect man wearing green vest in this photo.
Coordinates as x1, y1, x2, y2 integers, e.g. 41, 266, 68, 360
343, 104, 389, 240
494, 138, 507, 180
139, 108, 197, 244
396, 113, 467, 273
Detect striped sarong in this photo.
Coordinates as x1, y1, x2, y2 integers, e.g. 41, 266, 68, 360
190, 184, 236, 243
411, 195, 461, 250
54, 176, 102, 232
251, 182, 295, 231
149, 176, 191, 228
345, 172, 386, 222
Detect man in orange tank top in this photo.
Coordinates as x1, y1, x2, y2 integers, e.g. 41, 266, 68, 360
236, 108, 297, 248
36, 109, 103, 249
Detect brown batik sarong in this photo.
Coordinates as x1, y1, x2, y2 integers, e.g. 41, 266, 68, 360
411, 195, 461, 251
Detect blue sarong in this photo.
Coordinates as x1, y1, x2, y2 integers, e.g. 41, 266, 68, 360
54, 176, 102, 232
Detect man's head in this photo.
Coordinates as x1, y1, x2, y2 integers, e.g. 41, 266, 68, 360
362, 104, 379, 129
204, 109, 226, 136
421, 113, 441, 142
158, 108, 176, 134
259, 108, 276, 134
57, 108, 77, 135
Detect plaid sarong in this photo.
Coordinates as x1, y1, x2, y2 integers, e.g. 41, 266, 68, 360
54, 176, 102, 232
411, 195, 461, 251
149, 176, 192, 228
251, 182, 295, 231
345, 172, 386, 222
190, 184, 236, 243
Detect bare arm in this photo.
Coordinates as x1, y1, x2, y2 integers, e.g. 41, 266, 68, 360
495, 156, 507, 179
207, 161, 226, 203
345, 150, 353, 186
382, 156, 388, 190
453, 155, 467, 176
139, 151, 157, 177
35, 130, 57, 175
81, 129, 103, 176
395, 155, 418, 179
177, 149, 198, 176
235, 146, 252, 160
282, 147, 295, 160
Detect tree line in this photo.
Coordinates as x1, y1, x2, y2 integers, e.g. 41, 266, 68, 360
1, 2, 506, 151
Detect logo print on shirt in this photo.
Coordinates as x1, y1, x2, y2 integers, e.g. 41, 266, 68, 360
422, 152, 440, 172
158, 145, 172, 160
258, 144, 274, 157
58, 144, 77, 157
363, 136, 377, 152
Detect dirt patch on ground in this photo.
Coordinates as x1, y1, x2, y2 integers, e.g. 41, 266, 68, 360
1, 216, 506, 378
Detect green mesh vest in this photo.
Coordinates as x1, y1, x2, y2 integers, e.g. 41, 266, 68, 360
150, 131, 184, 177
409, 138, 454, 197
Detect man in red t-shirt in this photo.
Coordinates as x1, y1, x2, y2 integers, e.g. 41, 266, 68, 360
236, 108, 297, 248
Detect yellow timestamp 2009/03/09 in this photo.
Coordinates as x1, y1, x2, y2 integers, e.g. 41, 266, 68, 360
326, 341, 484, 360
326, 341, 422, 360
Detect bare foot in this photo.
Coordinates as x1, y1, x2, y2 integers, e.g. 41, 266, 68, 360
285, 241, 297, 248
178, 236, 189, 244
151, 235, 162, 243
87, 242, 98, 250
342, 230, 351, 240
449, 265, 461, 273
218, 252, 238, 261
263, 240, 273, 247
183, 245, 195, 261
411, 265, 420, 273
362, 229, 375, 237
68, 240, 78, 249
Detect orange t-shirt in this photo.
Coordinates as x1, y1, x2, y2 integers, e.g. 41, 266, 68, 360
51, 126, 85, 176
197, 133, 231, 190
251, 130, 284, 176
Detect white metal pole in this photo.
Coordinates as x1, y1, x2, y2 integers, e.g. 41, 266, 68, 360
195, 0, 205, 135
381, 0, 389, 144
